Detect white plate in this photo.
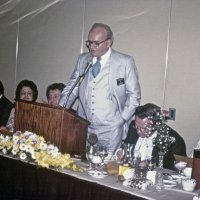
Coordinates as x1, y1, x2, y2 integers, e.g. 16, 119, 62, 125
90, 173, 108, 178
164, 180, 177, 188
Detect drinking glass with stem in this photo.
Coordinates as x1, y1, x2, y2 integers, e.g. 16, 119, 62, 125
97, 140, 109, 166
86, 145, 95, 171
174, 161, 187, 176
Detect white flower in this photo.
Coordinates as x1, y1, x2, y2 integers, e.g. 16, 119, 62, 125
25, 145, 34, 154
19, 152, 27, 160
19, 143, 26, 151
48, 144, 55, 150
24, 131, 33, 135
31, 152, 36, 159
54, 146, 59, 152
11, 148, 17, 155
2, 148, 7, 154
0, 134, 4, 140
39, 142, 47, 151
13, 135, 19, 143
4, 136, 11, 142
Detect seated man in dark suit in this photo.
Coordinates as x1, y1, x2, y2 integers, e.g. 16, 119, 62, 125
0, 81, 14, 127
124, 103, 186, 170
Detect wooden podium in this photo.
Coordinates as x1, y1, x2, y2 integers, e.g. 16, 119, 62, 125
15, 100, 89, 156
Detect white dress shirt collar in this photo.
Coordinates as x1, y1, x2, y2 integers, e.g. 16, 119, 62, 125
135, 131, 157, 161
92, 48, 111, 67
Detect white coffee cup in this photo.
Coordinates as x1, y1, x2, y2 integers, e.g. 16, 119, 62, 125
183, 167, 192, 178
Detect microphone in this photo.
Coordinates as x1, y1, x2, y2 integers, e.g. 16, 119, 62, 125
79, 61, 92, 83
63, 61, 92, 108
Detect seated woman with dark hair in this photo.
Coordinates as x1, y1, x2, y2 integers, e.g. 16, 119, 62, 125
0, 80, 38, 132
124, 103, 187, 170
15, 80, 38, 102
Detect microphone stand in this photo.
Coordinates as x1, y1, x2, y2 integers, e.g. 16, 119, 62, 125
63, 62, 92, 108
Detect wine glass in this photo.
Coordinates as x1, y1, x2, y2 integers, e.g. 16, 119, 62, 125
174, 161, 187, 176
86, 145, 95, 171
91, 151, 102, 171
98, 140, 109, 166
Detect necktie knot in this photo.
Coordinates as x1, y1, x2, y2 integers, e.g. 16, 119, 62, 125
92, 57, 101, 78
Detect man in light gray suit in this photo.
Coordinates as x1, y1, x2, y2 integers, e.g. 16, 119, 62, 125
59, 23, 141, 157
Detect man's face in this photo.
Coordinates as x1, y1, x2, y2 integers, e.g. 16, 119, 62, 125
48, 89, 61, 106
135, 116, 152, 138
87, 27, 112, 57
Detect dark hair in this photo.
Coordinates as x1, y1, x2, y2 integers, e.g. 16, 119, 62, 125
135, 103, 161, 120
46, 83, 66, 99
0, 81, 4, 95
90, 23, 114, 44
15, 80, 38, 101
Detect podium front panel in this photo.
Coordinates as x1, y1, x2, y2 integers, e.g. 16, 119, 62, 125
15, 101, 89, 155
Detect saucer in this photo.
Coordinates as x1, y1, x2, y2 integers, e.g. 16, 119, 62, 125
164, 180, 177, 188
171, 175, 188, 180
90, 173, 108, 178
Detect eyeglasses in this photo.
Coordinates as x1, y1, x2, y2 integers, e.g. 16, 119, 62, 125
133, 123, 153, 137
134, 122, 152, 132
134, 125, 148, 133
20, 92, 33, 96
85, 38, 109, 48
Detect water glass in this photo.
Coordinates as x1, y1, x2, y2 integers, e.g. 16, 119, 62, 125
131, 151, 141, 168
147, 156, 156, 171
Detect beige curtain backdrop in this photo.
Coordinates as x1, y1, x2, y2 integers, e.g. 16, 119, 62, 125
0, 0, 199, 155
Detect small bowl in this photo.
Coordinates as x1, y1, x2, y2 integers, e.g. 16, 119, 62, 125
182, 179, 196, 192
183, 167, 192, 178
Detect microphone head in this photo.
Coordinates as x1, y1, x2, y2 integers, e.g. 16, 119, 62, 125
87, 133, 98, 145
87, 61, 92, 68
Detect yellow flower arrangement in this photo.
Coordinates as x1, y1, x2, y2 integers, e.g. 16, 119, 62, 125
0, 130, 84, 172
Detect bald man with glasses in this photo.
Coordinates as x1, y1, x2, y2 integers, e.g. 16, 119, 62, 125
59, 23, 141, 158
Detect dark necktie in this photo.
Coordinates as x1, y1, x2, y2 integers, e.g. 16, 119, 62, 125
92, 57, 101, 78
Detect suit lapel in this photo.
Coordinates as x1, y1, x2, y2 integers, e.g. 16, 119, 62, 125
108, 50, 118, 96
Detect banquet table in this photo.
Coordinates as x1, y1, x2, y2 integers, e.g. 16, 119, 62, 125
0, 154, 198, 200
